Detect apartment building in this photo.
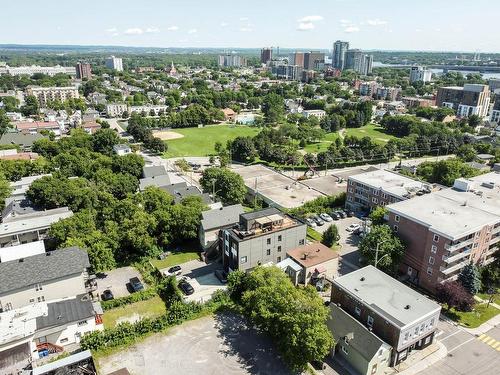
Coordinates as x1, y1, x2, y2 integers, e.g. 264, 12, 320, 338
409, 66, 432, 83
129, 104, 168, 116
105, 56, 123, 71
0, 65, 76, 77
303, 51, 325, 71
218, 54, 247, 67
260, 48, 272, 64
490, 96, 500, 123
288, 52, 305, 68
387, 172, 500, 292
76, 62, 92, 79
221, 207, 307, 272
333, 40, 349, 70
436, 84, 491, 118
401, 97, 435, 109
199, 204, 244, 249
375, 87, 402, 102
330, 266, 441, 367
345, 49, 373, 75
345, 170, 434, 213
274, 64, 303, 81
359, 81, 379, 97
26, 86, 79, 108
15, 120, 64, 136
106, 103, 128, 117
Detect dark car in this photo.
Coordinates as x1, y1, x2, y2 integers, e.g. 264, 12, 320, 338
101, 289, 114, 301
165, 265, 182, 277
129, 277, 144, 292
331, 211, 340, 220
338, 211, 347, 219
179, 280, 195, 295
313, 215, 325, 226
347, 210, 355, 217
215, 269, 228, 284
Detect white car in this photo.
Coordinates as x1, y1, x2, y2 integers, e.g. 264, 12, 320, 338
346, 223, 361, 232
306, 218, 317, 227
320, 213, 333, 222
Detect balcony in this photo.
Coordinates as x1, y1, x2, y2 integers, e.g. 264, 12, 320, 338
440, 260, 469, 275
444, 238, 474, 252
490, 235, 500, 245
443, 248, 471, 264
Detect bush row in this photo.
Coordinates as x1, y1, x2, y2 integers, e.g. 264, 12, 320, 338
100, 287, 158, 311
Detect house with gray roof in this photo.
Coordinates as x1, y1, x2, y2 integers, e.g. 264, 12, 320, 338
199, 204, 244, 249
0, 247, 91, 311
139, 174, 172, 191
0, 132, 45, 151
327, 303, 392, 375
142, 165, 168, 178
161, 182, 212, 204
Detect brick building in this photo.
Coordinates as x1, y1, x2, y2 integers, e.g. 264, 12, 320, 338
436, 84, 490, 118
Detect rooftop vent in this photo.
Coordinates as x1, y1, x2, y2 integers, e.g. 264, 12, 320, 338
18, 258, 24, 263
404, 305, 411, 310
46, 252, 51, 256
360, 277, 365, 281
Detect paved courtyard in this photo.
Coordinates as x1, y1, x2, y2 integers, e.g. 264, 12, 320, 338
98, 313, 294, 375
95, 266, 144, 299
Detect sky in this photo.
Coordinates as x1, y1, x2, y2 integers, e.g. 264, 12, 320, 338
2, 0, 500, 52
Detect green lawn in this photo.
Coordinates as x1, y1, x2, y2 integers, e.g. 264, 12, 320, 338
303, 132, 340, 153
445, 304, 500, 328
162, 125, 261, 158
344, 123, 396, 144
102, 296, 166, 328
307, 227, 323, 242
151, 251, 200, 270
476, 292, 498, 304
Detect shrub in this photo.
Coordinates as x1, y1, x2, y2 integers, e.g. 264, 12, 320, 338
100, 288, 158, 311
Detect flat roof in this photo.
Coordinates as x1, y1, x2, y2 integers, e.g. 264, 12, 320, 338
349, 169, 426, 198
333, 265, 441, 328
287, 243, 338, 268
388, 172, 500, 239
0, 240, 45, 262
32, 350, 93, 375
0, 207, 73, 237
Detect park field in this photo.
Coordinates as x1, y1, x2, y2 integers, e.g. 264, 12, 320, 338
303, 132, 340, 153
345, 123, 395, 144
162, 125, 261, 158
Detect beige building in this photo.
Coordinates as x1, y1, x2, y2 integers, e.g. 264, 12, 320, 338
106, 103, 128, 117
26, 86, 79, 108
285, 243, 339, 285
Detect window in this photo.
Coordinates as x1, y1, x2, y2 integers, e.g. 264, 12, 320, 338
355, 306, 361, 316
266, 249, 271, 256
378, 349, 384, 357
430, 318, 435, 328
372, 197, 378, 204
393, 225, 399, 232
404, 332, 409, 342
35, 283, 43, 291
299, 239, 305, 246
343, 336, 349, 344
395, 215, 400, 222
433, 234, 439, 242
427, 267, 433, 275
428, 256, 435, 265
341, 346, 349, 355
29, 298, 35, 303
414, 326, 419, 335
381, 193, 387, 199
266, 238, 271, 245
374, 189, 379, 196
77, 320, 88, 327
420, 323, 425, 332
277, 256, 281, 263
37, 296, 45, 302
277, 246, 282, 252
371, 364, 378, 374
431, 245, 437, 254
367, 315, 374, 327
240, 256, 247, 264
278, 235, 282, 242
60, 338, 68, 343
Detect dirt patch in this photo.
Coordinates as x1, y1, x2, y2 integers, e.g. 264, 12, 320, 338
115, 313, 143, 325
152, 130, 184, 140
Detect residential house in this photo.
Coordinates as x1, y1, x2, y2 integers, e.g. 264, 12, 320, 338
327, 303, 392, 375
0, 240, 45, 263
199, 204, 244, 249
0, 132, 45, 151
285, 243, 339, 285
139, 174, 172, 191
222, 108, 236, 122
113, 144, 131, 156
221, 207, 307, 272
302, 109, 326, 120
330, 266, 441, 366
161, 182, 212, 204
80, 121, 101, 135
15, 121, 64, 136
142, 165, 168, 178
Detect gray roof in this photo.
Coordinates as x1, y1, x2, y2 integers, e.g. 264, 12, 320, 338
32, 350, 93, 375
240, 207, 281, 221
328, 304, 390, 361
36, 296, 95, 330
333, 266, 441, 328
0, 247, 90, 295
0, 207, 73, 237
161, 183, 212, 204
201, 204, 244, 231
143, 165, 168, 178
1, 199, 37, 221
139, 174, 172, 191
0, 133, 45, 148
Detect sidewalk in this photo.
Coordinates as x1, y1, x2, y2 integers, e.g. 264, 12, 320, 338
462, 311, 500, 336
390, 341, 447, 375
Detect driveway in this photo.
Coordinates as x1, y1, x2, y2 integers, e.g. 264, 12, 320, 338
95, 266, 144, 299
98, 313, 294, 375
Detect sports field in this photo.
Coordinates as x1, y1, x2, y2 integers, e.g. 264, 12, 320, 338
303, 132, 340, 153
162, 125, 261, 158
344, 123, 395, 144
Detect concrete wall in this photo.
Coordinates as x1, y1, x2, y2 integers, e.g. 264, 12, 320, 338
0, 273, 87, 310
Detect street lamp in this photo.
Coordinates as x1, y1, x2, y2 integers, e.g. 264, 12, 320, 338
374, 238, 390, 268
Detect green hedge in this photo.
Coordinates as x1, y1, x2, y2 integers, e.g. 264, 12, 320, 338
82, 290, 231, 352
100, 287, 158, 311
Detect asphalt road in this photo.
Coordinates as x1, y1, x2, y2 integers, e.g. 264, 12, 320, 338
420, 319, 500, 375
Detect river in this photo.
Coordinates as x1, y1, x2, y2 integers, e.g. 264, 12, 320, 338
373, 62, 500, 80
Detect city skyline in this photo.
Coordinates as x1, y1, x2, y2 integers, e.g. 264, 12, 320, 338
2, 0, 500, 53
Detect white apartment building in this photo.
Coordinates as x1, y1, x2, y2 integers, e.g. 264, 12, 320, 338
0, 65, 76, 77
409, 66, 432, 83
26, 86, 79, 108
105, 56, 123, 72
129, 104, 169, 115
106, 103, 128, 117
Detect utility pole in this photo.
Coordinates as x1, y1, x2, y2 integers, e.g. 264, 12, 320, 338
374, 239, 390, 268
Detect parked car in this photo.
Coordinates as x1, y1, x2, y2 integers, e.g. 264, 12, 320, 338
331, 212, 340, 220
346, 223, 361, 232
101, 289, 114, 301
313, 215, 324, 226
338, 211, 347, 219
178, 280, 195, 295
215, 269, 228, 284
320, 213, 333, 222
129, 277, 144, 292
306, 218, 317, 227
347, 210, 355, 217
164, 265, 182, 277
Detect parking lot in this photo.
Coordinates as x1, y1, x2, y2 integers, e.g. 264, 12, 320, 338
95, 266, 144, 300
160, 260, 226, 303
98, 313, 293, 375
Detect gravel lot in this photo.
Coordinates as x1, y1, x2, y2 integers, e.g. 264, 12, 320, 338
98, 313, 293, 375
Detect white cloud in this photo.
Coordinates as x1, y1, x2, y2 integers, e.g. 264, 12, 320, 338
339, 19, 351, 25
240, 27, 253, 32
145, 27, 160, 33
367, 18, 388, 26
297, 22, 315, 31
344, 25, 360, 33
167, 25, 179, 31
220, 22, 229, 27
124, 27, 144, 35
298, 15, 323, 23
188, 28, 197, 34
105, 27, 117, 33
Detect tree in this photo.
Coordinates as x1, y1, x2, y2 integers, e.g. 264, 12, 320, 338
92, 128, 120, 155
238, 266, 334, 370
144, 136, 167, 153
359, 225, 404, 274
230, 136, 256, 163
321, 224, 339, 247
456, 145, 477, 162
0, 109, 11, 139
262, 93, 284, 124
200, 167, 247, 205
369, 206, 388, 225
0, 172, 12, 210
458, 263, 482, 295
21, 95, 39, 116
436, 281, 475, 312
112, 153, 145, 178
467, 114, 481, 128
